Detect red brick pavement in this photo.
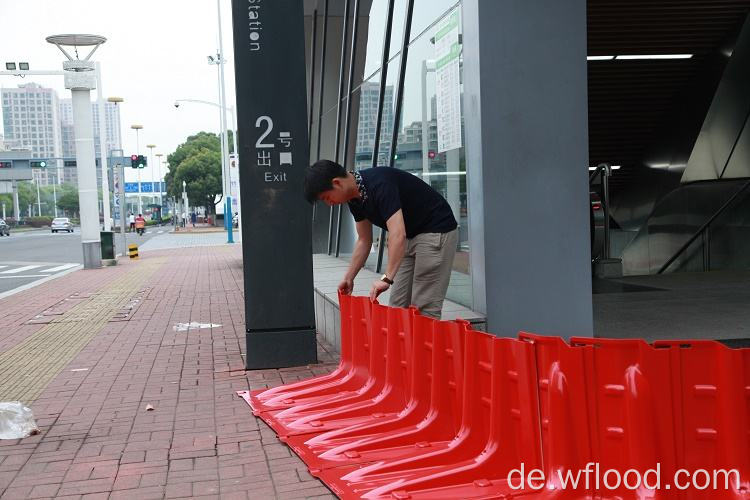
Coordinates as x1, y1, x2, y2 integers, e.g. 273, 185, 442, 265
0, 246, 339, 499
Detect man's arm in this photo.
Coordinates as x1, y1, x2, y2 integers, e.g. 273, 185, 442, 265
384, 209, 406, 280
369, 209, 406, 301
339, 219, 372, 294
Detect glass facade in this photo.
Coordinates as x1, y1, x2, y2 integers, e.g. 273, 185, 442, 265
309, 0, 471, 308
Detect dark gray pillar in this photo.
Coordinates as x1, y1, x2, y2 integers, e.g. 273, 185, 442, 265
462, 0, 593, 337
231, 0, 317, 368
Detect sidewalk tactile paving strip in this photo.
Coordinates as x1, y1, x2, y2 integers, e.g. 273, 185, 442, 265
0, 259, 164, 403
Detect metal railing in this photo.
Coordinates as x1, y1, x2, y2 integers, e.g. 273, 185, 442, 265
657, 178, 750, 274
589, 162, 614, 261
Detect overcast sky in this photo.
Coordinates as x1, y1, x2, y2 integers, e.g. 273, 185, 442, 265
0, 0, 236, 183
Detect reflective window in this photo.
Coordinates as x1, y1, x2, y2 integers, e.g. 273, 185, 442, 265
410, 0, 459, 41
360, 1, 389, 81
388, 0, 408, 59
353, 70, 383, 170
388, 6, 471, 306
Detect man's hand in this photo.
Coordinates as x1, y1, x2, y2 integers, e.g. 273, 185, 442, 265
370, 280, 390, 302
338, 278, 354, 295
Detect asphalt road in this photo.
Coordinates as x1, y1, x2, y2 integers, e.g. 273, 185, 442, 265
0, 226, 164, 296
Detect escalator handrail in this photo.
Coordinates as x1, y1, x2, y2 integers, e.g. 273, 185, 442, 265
657, 178, 750, 274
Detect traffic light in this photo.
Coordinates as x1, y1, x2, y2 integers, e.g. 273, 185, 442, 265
30, 160, 47, 168
130, 155, 147, 168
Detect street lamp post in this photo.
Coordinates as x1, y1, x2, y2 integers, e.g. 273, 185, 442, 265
208, 0, 232, 242
131, 124, 143, 214
146, 144, 156, 217
46, 34, 106, 269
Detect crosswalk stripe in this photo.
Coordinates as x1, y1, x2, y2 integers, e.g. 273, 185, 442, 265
0, 265, 43, 274
0, 275, 50, 279
0, 265, 7, 269
43, 263, 79, 273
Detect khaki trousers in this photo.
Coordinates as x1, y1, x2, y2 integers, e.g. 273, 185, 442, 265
389, 229, 458, 319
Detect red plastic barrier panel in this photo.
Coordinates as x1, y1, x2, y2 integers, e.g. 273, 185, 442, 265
287, 313, 441, 470
571, 337, 679, 499
245, 293, 373, 414
360, 336, 543, 500
293, 316, 468, 474
264, 304, 415, 438
652, 340, 750, 499
318, 327, 497, 498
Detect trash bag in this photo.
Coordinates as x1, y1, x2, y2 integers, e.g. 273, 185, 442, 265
0, 402, 40, 439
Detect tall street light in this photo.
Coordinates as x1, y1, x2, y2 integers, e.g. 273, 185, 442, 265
131, 124, 143, 214
146, 144, 156, 216
208, 0, 232, 243
46, 34, 106, 269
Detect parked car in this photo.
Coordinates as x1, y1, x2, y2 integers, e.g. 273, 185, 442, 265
0, 219, 9, 236
51, 217, 73, 233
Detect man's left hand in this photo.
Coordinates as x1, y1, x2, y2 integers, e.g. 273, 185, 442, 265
370, 280, 390, 302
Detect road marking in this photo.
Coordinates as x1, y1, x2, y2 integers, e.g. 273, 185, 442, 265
0, 264, 43, 274
0, 275, 50, 279
0, 259, 164, 403
43, 263, 80, 273
0, 265, 7, 269
0, 264, 82, 301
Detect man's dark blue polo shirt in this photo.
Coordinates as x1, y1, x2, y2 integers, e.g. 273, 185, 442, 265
347, 167, 458, 239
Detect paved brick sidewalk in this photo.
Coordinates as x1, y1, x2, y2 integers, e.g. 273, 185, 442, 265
0, 245, 338, 499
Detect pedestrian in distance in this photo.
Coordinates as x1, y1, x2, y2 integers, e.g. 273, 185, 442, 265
191, 212, 197, 228
304, 160, 458, 319
128, 212, 135, 232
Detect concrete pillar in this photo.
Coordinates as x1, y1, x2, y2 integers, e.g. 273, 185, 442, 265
462, 0, 593, 337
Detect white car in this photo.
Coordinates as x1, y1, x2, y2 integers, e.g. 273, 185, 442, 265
51, 217, 73, 233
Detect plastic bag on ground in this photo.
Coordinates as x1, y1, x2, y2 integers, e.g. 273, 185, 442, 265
0, 401, 40, 439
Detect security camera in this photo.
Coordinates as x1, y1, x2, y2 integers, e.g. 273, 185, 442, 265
174, 102, 179, 108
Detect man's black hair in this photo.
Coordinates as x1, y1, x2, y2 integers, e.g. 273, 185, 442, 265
304, 159, 347, 204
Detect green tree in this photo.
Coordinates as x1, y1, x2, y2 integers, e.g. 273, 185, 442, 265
173, 148, 222, 215
56, 184, 79, 216
165, 130, 234, 200
17, 181, 36, 217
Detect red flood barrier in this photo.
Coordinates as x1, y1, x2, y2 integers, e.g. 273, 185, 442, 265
238, 296, 750, 499
265, 303, 414, 438
243, 293, 373, 414
286, 313, 465, 472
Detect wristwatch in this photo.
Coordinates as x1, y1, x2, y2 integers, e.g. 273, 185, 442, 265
380, 274, 394, 285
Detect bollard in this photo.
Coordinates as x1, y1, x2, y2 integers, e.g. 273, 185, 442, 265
127, 243, 139, 259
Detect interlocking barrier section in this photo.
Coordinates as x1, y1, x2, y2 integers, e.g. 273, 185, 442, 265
238, 293, 750, 499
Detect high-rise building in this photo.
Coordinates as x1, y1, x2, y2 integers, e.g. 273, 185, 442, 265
1, 83, 62, 184
59, 99, 122, 159
354, 81, 394, 169
59, 99, 122, 185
